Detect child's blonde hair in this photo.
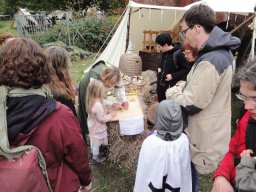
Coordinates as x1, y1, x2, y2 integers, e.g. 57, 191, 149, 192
86, 79, 105, 114
100, 66, 121, 87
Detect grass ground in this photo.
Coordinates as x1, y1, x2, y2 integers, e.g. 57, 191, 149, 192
0, 20, 17, 35
70, 58, 243, 192
69, 55, 95, 85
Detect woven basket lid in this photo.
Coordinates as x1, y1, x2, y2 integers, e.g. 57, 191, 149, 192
119, 52, 142, 76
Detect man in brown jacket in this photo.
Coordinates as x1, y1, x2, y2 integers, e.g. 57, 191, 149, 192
166, 3, 240, 192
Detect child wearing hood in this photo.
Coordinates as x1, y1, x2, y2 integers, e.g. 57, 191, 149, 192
134, 100, 192, 192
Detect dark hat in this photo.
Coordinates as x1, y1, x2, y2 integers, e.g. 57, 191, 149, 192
156, 100, 183, 140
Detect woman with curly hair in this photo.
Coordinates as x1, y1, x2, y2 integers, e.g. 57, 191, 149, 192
44, 46, 77, 116
0, 32, 16, 46
0, 38, 91, 192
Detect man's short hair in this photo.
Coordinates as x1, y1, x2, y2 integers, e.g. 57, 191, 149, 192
155, 33, 173, 46
183, 4, 215, 33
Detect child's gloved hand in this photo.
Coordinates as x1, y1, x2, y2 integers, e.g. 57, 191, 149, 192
109, 111, 117, 117
78, 182, 92, 192
240, 149, 256, 159
111, 102, 122, 110
122, 101, 129, 110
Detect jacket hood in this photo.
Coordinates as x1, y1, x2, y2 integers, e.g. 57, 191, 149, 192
200, 26, 241, 53
7, 95, 56, 142
156, 100, 183, 141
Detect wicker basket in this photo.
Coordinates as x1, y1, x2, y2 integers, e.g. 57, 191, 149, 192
119, 52, 142, 76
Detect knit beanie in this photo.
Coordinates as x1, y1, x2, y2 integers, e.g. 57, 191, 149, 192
156, 100, 183, 141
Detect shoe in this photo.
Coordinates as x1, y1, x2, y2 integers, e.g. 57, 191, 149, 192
91, 157, 106, 165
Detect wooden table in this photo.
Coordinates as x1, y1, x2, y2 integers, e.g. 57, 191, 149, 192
109, 95, 144, 122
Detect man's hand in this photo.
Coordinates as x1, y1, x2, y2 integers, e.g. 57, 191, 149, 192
122, 101, 129, 110
211, 176, 234, 192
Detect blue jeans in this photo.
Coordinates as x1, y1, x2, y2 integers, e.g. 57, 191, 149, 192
191, 162, 198, 192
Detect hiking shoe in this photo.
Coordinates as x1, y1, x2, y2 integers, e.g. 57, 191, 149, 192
91, 157, 106, 165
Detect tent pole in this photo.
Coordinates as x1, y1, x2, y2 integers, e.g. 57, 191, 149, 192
230, 14, 255, 34
251, 17, 256, 60
125, 7, 132, 52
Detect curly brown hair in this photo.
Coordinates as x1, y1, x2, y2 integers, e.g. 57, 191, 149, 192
0, 38, 51, 89
0, 32, 16, 45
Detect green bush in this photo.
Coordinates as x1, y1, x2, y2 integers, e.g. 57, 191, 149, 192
35, 29, 58, 45
36, 16, 117, 52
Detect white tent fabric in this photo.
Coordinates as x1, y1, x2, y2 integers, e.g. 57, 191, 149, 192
252, 17, 256, 60
12, 8, 38, 28
186, 0, 256, 14
91, 0, 255, 69
92, 1, 185, 68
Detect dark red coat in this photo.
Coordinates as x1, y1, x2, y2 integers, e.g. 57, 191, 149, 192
12, 102, 91, 192
213, 111, 250, 185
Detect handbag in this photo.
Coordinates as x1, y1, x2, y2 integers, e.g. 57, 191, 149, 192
0, 86, 53, 192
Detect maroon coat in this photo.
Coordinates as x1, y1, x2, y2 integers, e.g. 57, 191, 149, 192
12, 102, 91, 192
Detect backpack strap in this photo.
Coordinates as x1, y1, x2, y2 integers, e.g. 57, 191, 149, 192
0, 85, 53, 192
245, 119, 256, 156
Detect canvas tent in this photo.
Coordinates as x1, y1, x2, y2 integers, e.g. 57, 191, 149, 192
12, 7, 38, 28
93, 0, 256, 68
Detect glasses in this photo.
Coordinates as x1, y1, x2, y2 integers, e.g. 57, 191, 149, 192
236, 92, 256, 103
179, 25, 195, 38
183, 51, 192, 56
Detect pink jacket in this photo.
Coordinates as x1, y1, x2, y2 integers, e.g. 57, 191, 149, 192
87, 101, 112, 136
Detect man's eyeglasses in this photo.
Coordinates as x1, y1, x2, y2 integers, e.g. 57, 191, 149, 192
236, 92, 256, 103
179, 25, 195, 38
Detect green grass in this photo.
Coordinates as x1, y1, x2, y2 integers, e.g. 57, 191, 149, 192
69, 54, 97, 86
0, 20, 17, 35
199, 173, 212, 192
91, 163, 134, 192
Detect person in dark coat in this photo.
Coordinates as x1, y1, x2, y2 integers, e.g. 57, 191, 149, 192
0, 38, 91, 192
155, 33, 191, 102
44, 46, 77, 116
78, 60, 128, 136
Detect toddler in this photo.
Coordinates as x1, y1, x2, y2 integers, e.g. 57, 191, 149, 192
86, 79, 116, 163
134, 100, 192, 191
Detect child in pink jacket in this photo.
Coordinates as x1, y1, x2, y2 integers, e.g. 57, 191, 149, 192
86, 79, 116, 163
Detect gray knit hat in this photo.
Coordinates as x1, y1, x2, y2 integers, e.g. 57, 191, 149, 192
156, 100, 183, 140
